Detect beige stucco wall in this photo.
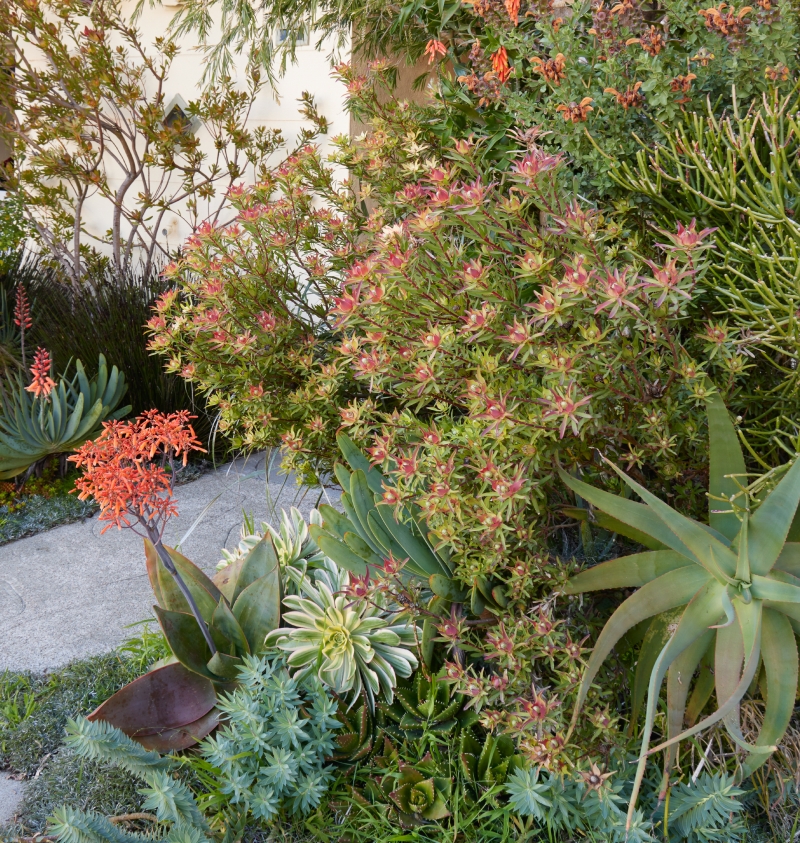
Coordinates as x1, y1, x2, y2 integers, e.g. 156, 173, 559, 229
349, 53, 434, 138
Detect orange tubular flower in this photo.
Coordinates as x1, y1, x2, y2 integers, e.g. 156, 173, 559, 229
491, 46, 512, 83
424, 38, 448, 64
505, 0, 521, 24
25, 347, 56, 399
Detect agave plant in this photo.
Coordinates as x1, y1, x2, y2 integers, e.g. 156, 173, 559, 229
311, 433, 508, 615
560, 395, 800, 827
217, 506, 326, 572
378, 668, 479, 743
0, 353, 129, 480
265, 557, 419, 710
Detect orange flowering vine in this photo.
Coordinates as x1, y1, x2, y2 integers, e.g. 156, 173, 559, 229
626, 25, 665, 56
70, 410, 213, 651
766, 63, 790, 82
604, 81, 644, 109
530, 53, 567, 85
25, 347, 56, 399
670, 73, 697, 102
698, 3, 752, 36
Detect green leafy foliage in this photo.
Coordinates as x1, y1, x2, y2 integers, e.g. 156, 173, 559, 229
0, 652, 146, 776
667, 773, 746, 842
147, 536, 282, 685
435, 0, 799, 197
0, 354, 129, 480
506, 764, 653, 841
0, 192, 29, 253
561, 394, 800, 823
197, 654, 341, 822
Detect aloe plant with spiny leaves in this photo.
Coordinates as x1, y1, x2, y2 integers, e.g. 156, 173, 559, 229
560, 394, 800, 830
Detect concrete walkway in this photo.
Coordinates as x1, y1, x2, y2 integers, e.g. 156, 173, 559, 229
0, 454, 338, 673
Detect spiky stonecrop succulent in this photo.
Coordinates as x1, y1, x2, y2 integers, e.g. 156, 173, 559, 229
200, 654, 340, 821
560, 394, 800, 828
378, 669, 479, 743
265, 557, 419, 710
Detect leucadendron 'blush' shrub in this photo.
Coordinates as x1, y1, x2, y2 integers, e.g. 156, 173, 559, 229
151, 71, 750, 549
328, 131, 751, 583
147, 146, 367, 484
147, 77, 444, 482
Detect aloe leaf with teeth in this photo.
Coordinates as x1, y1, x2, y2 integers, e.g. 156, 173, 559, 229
560, 394, 800, 831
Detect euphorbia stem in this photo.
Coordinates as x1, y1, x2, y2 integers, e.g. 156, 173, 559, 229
152, 537, 217, 656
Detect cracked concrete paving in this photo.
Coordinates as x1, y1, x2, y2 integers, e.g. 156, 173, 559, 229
0, 453, 339, 673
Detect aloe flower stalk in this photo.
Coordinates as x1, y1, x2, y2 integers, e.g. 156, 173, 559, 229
266, 558, 419, 710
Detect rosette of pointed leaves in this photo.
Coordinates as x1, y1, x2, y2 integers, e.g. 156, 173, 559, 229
265, 557, 419, 710
0, 353, 129, 480
459, 731, 523, 799
217, 506, 326, 573
378, 669, 479, 743
353, 739, 452, 828
560, 395, 800, 827
329, 696, 375, 764
147, 535, 282, 686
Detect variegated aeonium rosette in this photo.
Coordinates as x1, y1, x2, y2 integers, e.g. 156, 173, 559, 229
266, 557, 419, 710
561, 394, 800, 830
